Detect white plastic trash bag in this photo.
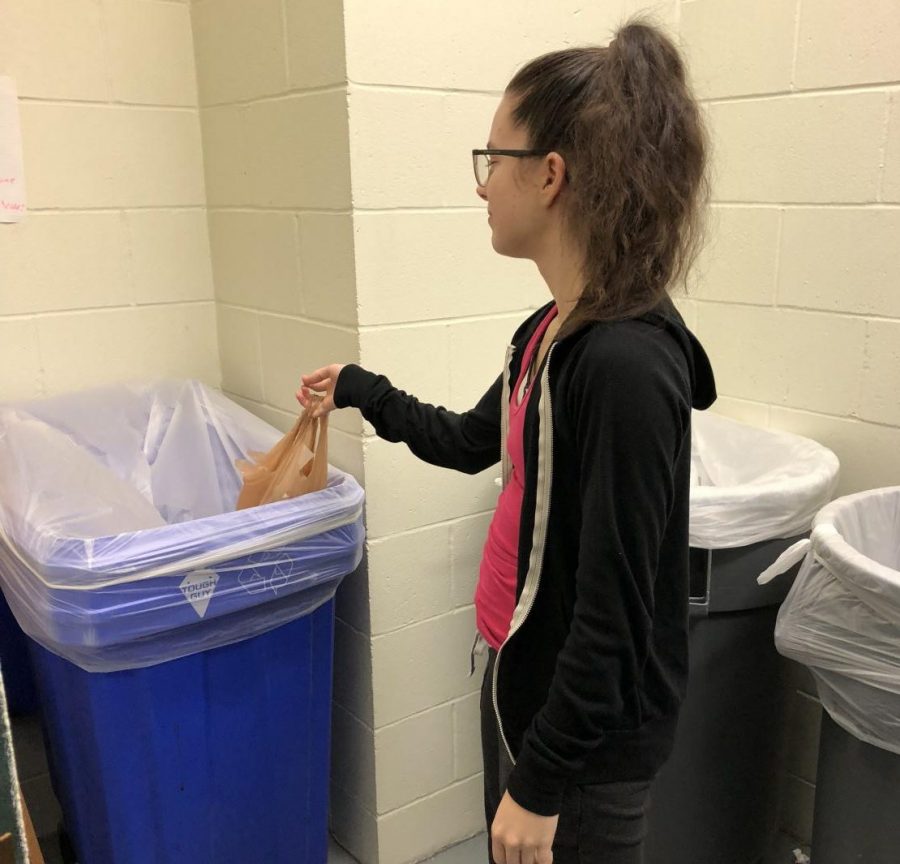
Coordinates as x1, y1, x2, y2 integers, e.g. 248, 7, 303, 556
771, 487, 900, 754
0, 380, 364, 672
690, 411, 839, 549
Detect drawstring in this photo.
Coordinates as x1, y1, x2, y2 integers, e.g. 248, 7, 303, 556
469, 630, 488, 676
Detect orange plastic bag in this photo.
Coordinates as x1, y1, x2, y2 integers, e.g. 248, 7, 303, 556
235, 395, 329, 510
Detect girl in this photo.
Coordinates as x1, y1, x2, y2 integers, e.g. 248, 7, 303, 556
298, 20, 716, 864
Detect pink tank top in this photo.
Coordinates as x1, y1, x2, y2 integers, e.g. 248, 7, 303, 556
475, 306, 558, 650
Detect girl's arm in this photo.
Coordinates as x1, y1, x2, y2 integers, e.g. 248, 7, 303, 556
301, 363, 502, 475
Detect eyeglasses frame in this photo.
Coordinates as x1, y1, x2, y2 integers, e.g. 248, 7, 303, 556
471, 148, 553, 186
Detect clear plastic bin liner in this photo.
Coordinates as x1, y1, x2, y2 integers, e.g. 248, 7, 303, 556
0, 381, 365, 673
690, 411, 840, 549
774, 487, 900, 754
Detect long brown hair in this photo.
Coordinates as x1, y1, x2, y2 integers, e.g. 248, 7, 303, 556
507, 19, 709, 334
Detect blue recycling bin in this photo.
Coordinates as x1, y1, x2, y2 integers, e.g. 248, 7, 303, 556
28, 598, 339, 864
0, 381, 365, 864
0, 588, 39, 715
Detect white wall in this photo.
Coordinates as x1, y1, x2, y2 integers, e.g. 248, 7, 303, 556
0, 0, 218, 401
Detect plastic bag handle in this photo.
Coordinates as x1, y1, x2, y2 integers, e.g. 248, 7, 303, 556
757, 538, 810, 585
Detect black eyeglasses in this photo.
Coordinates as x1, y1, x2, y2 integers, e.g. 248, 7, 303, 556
472, 148, 551, 187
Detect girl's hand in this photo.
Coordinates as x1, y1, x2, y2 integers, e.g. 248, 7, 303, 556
296, 364, 345, 417
491, 790, 558, 864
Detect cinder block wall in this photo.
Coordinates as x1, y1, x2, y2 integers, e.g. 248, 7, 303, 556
0, 0, 218, 401
678, 0, 900, 844
190, 0, 363, 480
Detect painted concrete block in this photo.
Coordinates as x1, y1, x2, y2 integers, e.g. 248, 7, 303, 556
795, 0, 900, 89
21, 104, 205, 208
778, 208, 900, 318
860, 319, 900, 427
208, 210, 302, 314
367, 525, 453, 636
0, 213, 131, 314
362, 437, 500, 538
0, 318, 42, 401
300, 213, 358, 326
344, 0, 674, 91
371, 607, 480, 727
107, 0, 198, 106
353, 211, 545, 327
37, 303, 220, 394
285, 0, 346, 89
333, 616, 375, 728
127, 209, 214, 304
191, 0, 287, 105
0, 0, 108, 100
332, 703, 377, 814
708, 93, 885, 203
377, 773, 484, 864
681, 0, 795, 99
359, 323, 452, 410
691, 206, 780, 305
374, 705, 454, 813
696, 303, 865, 416
243, 92, 351, 209
216, 304, 264, 402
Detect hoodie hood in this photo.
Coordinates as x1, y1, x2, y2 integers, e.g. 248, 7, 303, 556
519, 297, 718, 412
645, 297, 717, 410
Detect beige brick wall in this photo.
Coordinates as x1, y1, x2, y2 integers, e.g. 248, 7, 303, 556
0, 0, 218, 401
192, 0, 363, 478
680, 0, 900, 845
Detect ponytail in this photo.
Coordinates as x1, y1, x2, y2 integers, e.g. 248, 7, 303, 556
507, 19, 709, 333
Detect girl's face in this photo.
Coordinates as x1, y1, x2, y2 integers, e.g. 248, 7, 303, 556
477, 94, 548, 260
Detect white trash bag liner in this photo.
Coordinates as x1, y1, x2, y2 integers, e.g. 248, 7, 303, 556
0, 380, 364, 672
690, 411, 839, 549
772, 487, 900, 754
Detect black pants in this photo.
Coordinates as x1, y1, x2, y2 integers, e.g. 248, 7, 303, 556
481, 648, 651, 864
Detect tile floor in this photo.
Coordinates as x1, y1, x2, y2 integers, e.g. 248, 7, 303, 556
12, 712, 808, 864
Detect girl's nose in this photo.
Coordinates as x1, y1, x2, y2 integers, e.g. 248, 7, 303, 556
476, 184, 487, 201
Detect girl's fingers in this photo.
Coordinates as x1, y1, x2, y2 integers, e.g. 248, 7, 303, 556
301, 368, 332, 386
302, 376, 333, 393
298, 364, 343, 410
491, 838, 507, 864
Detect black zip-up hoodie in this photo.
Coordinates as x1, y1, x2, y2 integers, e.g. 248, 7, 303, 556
334, 298, 717, 817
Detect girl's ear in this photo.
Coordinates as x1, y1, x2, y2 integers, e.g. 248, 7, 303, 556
541, 152, 567, 205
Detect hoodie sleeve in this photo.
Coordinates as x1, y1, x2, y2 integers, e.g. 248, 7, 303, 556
333, 364, 502, 475
505, 327, 692, 815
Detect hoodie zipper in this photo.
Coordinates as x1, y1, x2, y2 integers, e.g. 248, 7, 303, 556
492, 343, 556, 764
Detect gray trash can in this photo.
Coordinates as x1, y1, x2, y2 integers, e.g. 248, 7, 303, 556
775, 486, 900, 864
811, 712, 900, 863
645, 537, 802, 864
646, 412, 839, 864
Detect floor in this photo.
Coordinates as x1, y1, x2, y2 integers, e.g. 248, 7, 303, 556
11, 712, 809, 864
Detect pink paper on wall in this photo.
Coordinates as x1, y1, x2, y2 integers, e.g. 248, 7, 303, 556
0, 76, 26, 224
